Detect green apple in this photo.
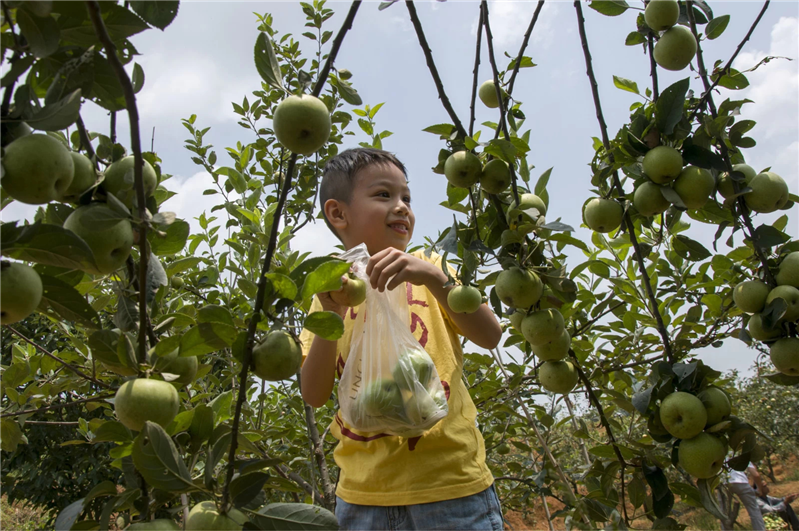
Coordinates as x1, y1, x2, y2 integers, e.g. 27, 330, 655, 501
403, 392, 438, 424
63, 204, 134, 275
252, 330, 302, 381
447, 285, 482, 314
478, 79, 501, 108
659, 391, 707, 439
114, 378, 180, 432
522, 309, 565, 346
765, 285, 799, 323
770, 338, 799, 376
185, 501, 247, 531
645, 0, 679, 31
330, 274, 367, 307
508, 192, 548, 217
633, 182, 670, 217
654, 25, 697, 71
533, 329, 570, 362
673, 166, 715, 209
718, 163, 757, 199
103, 156, 157, 208
508, 310, 526, 333
679, 433, 727, 479
583, 198, 623, 233
539, 360, 578, 394
643, 146, 683, 184
495, 267, 542, 310
733, 280, 770, 314
444, 151, 481, 188
748, 313, 782, 341
496, 443, 511, 455
337, 68, 352, 80
155, 349, 199, 386
171, 276, 184, 289
697, 386, 731, 427
272, 94, 331, 156
0, 261, 43, 325
776, 252, 799, 288
360, 378, 405, 418
59, 152, 96, 203
2, 133, 74, 204
745, 172, 789, 213
480, 159, 511, 194
393, 348, 435, 390
128, 519, 181, 530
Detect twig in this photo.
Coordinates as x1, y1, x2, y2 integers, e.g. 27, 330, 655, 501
647, 34, 659, 101
468, 6, 483, 138
221, 1, 361, 511
574, 0, 674, 363
572, 301, 625, 337
1, 3, 20, 117
685, 1, 776, 287
5, 326, 114, 390
1, 393, 115, 418
563, 395, 592, 466
601, 354, 663, 374
481, 1, 521, 208
507, 1, 546, 98
405, 1, 468, 139
687, 0, 770, 122
298, 371, 336, 510
22, 420, 81, 426
86, 0, 150, 364
75, 116, 97, 161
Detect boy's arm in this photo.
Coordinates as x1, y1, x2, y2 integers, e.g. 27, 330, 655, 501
300, 281, 348, 408
748, 464, 770, 496
366, 248, 502, 350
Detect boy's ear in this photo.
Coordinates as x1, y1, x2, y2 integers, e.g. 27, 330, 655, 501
324, 198, 348, 231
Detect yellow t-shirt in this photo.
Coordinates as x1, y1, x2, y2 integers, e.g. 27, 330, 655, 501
299, 250, 494, 506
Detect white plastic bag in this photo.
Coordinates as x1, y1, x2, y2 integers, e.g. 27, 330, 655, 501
337, 244, 448, 438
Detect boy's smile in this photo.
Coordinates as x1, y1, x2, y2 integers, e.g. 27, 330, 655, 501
334, 163, 415, 255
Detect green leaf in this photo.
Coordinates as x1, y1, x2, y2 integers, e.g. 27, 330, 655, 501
90, 53, 126, 111
93, 421, 133, 443
1, 56, 35, 88
131, 422, 195, 492
16, 8, 60, 58
696, 478, 727, 520
423, 124, 456, 137
82, 481, 118, 505
88, 329, 125, 367
131, 62, 145, 93
250, 503, 339, 530
189, 404, 214, 449
706, 15, 730, 40
27, 88, 82, 131
38, 274, 100, 328
589, 0, 629, 17
54, 498, 85, 531
0, 418, 26, 452
300, 260, 351, 301
754, 225, 791, 248
180, 322, 237, 357
625, 31, 647, 46
129, 1, 179, 30
231, 471, 270, 509
332, 77, 362, 106
254, 32, 284, 91
304, 311, 344, 341
714, 69, 749, 90
149, 220, 190, 256
484, 139, 517, 164
656, 78, 690, 136
589, 445, 617, 458
197, 305, 234, 326
535, 168, 552, 197
266, 273, 298, 301
613, 75, 639, 95
643, 465, 674, 519
763, 372, 799, 386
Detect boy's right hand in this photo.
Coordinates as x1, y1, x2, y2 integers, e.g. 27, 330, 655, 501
318, 276, 348, 318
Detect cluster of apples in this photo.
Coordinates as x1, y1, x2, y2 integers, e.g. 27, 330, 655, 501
443, 149, 512, 195
0, 131, 162, 324
651, 388, 735, 479
646, 0, 697, 72
718, 163, 791, 214
357, 349, 447, 426
498, 267, 578, 395
634, 146, 713, 216
734, 252, 799, 376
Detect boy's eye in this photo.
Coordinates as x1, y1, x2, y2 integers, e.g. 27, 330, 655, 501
404, 196, 412, 204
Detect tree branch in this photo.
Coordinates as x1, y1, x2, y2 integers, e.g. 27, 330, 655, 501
86, 0, 150, 364
405, 1, 468, 139
5, 326, 113, 390
647, 34, 659, 101
221, 1, 361, 511
297, 373, 336, 511
1, 393, 115, 418
507, 0, 546, 98
468, 7, 483, 139
573, 0, 674, 363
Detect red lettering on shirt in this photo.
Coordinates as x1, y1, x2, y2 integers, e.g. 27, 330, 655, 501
410, 312, 428, 347
406, 282, 429, 307
408, 436, 420, 451
335, 413, 392, 442
442, 380, 450, 401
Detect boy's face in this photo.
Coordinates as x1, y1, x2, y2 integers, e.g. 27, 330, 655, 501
330, 163, 414, 255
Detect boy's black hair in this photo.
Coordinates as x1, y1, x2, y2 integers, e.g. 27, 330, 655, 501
319, 148, 408, 239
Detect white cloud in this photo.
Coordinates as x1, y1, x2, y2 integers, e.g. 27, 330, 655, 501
472, 1, 558, 51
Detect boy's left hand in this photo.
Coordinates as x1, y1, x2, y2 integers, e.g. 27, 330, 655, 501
366, 248, 446, 292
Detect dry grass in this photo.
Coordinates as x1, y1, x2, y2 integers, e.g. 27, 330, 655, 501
0, 495, 52, 531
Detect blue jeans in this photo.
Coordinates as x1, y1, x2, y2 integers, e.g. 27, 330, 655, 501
334, 484, 504, 530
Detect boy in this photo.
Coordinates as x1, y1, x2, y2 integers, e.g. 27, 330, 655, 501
300, 148, 504, 530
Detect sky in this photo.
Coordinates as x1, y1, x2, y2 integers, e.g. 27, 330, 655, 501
2, 0, 798, 378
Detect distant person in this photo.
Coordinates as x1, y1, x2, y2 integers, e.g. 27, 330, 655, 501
723, 462, 768, 531
754, 482, 799, 530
